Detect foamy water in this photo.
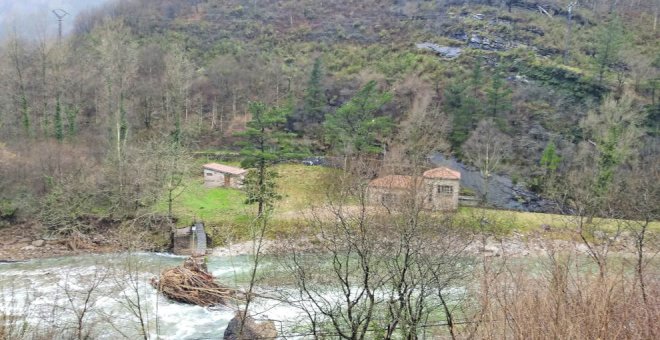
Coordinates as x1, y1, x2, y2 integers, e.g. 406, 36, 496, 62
0, 253, 302, 339
1, 253, 468, 339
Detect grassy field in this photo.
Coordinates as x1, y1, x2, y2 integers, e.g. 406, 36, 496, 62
161, 163, 658, 244
454, 207, 660, 235
157, 163, 337, 242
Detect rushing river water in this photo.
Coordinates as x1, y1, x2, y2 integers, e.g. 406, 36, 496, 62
0, 253, 302, 339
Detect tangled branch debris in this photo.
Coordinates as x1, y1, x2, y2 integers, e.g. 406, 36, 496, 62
151, 257, 241, 306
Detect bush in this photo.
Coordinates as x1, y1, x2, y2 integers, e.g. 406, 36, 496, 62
0, 200, 17, 221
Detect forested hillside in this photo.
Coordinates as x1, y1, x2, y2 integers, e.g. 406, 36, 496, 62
0, 0, 658, 228
1, 1, 660, 338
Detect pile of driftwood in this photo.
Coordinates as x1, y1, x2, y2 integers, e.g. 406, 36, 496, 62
151, 257, 240, 306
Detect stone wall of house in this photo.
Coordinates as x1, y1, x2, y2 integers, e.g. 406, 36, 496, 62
368, 178, 459, 211
424, 178, 459, 211
228, 174, 244, 188
368, 187, 408, 207
203, 169, 244, 188
204, 169, 225, 188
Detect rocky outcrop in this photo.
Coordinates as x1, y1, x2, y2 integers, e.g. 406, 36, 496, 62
223, 311, 277, 340
416, 42, 462, 58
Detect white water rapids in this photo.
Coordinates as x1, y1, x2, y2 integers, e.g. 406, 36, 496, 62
0, 253, 304, 339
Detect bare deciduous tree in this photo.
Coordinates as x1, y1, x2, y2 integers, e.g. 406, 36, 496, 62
462, 119, 512, 204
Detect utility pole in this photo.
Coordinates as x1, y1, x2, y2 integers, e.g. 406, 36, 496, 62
52, 9, 69, 42
563, 2, 578, 65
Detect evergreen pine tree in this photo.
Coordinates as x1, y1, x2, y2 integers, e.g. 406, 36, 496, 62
540, 141, 561, 174
486, 66, 512, 117
238, 101, 302, 216
303, 57, 326, 127
54, 96, 64, 142
324, 80, 392, 160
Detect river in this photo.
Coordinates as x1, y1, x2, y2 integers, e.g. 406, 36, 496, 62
0, 253, 301, 339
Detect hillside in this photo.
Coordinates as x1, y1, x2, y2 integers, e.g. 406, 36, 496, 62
0, 2, 659, 338
0, 0, 658, 230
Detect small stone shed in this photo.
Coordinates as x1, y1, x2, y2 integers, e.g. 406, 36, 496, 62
368, 167, 461, 211
203, 163, 247, 188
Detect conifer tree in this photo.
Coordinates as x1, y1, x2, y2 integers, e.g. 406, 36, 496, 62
54, 96, 64, 142
595, 15, 625, 86
324, 80, 392, 162
486, 66, 512, 117
540, 141, 561, 174
238, 101, 300, 216
303, 57, 326, 127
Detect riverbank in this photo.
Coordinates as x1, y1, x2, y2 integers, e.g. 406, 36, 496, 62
2, 218, 654, 262
0, 221, 124, 261
212, 228, 648, 259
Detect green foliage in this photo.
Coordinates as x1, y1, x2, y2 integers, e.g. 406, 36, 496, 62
238, 102, 302, 169
66, 105, 78, 137
582, 94, 645, 197
540, 141, 561, 173
160, 183, 249, 227
301, 57, 326, 129
595, 126, 622, 195
242, 169, 281, 208
0, 199, 17, 220
519, 60, 607, 100
470, 57, 483, 97
446, 82, 471, 149
486, 65, 512, 117
594, 15, 626, 85
324, 80, 393, 156
238, 101, 303, 214
54, 96, 64, 142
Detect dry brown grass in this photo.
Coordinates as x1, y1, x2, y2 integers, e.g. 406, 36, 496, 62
461, 256, 659, 340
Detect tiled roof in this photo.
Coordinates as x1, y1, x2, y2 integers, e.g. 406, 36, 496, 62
203, 163, 247, 175
423, 167, 461, 180
367, 167, 461, 189
369, 175, 417, 189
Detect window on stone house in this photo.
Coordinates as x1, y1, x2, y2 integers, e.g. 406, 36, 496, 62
437, 185, 453, 195
382, 193, 395, 205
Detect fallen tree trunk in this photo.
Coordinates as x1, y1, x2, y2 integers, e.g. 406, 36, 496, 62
151, 257, 242, 306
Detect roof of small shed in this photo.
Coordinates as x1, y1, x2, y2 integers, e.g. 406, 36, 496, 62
422, 167, 461, 180
203, 163, 247, 175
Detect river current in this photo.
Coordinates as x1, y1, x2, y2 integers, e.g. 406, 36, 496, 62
0, 253, 301, 339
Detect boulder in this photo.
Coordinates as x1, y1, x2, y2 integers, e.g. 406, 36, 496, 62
416, 43, 462, 59
224, 311, 277, 340
31, 239, 45, 247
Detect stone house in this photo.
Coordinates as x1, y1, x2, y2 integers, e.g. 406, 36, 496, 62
203, 163, 247, 188
368, 167, 461, 211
